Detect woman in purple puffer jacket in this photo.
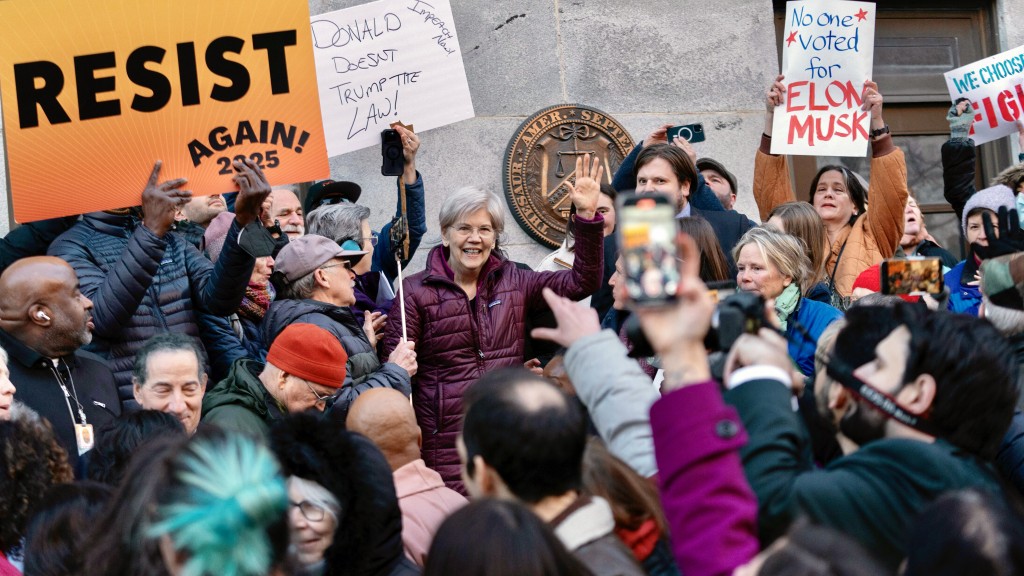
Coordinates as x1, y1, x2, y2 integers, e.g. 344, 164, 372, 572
383, 155, 605, 493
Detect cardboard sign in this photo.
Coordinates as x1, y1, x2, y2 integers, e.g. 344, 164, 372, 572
771, 0, 876, 157
312, 0, 475, 157
944, 45, 1024, 146
0, 0, 329, 223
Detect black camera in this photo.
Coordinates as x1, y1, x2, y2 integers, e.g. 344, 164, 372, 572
381, 129, 404, 176
624, 291, 766, 359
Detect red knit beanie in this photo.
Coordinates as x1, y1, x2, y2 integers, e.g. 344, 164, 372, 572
852, 264, 881, 293
267, 324, 348, 389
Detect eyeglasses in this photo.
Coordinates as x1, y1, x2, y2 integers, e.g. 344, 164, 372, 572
364, 233, 379, 247
452, 224, 495, 238
318, 261, 353, 272
302, 379, 334, 409
290, 500, 328, 522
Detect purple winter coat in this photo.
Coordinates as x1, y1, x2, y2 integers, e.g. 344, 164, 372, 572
650, 382, 759, 576
383, 215, 604, 492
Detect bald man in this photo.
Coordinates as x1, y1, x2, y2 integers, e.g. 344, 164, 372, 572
0, 257, 120, 471
347, 388, 466, 567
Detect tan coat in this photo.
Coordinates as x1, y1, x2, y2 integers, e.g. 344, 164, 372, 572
753, 134, 908, 297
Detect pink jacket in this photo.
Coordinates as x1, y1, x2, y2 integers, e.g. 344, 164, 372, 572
394, 458, 468, 566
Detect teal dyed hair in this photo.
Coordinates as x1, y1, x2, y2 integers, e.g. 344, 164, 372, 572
147, 434, 287, 576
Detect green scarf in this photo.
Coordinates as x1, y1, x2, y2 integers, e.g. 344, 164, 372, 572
774, 283, 801, 331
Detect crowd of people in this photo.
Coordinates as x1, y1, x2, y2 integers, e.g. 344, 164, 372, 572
1, 76, 1024, 576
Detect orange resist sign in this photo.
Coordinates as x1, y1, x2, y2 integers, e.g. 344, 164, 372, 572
0, 0, 329, 223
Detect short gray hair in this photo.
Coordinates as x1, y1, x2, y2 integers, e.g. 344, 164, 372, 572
306, 203, 370, 244
0, 345, 7, 367
287, 476, 340, 519
438, 186, 505, 249
284, 271, 319, 300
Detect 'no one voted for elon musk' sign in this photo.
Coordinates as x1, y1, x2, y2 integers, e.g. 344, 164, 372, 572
771, 0, 876, 158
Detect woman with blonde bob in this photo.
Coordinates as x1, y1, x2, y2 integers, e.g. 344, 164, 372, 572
733, 227, 843, 376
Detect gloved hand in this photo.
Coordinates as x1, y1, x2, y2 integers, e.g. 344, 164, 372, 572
974, 206, 1024, 260
947, 102, 975, 141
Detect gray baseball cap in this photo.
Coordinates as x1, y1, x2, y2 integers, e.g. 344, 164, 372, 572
274, 234, 367, 283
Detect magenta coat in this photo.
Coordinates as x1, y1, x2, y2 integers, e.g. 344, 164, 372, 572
650, 382, 760, 576
383, 215, 604, 492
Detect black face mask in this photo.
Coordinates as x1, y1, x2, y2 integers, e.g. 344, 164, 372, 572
824, 353, 940, 443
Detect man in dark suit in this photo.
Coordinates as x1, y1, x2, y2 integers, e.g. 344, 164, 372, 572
633, 144, 753, 274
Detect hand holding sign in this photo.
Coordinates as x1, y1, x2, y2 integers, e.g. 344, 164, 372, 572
142, 161, 191, 238
232, 158, 273, 227
861, 80, 885, 133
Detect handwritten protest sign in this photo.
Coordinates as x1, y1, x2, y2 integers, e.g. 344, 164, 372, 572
771, 0, 875, 157
312, 0, 475, 157
0, 0, 329, 223
944, 45, 1024, 146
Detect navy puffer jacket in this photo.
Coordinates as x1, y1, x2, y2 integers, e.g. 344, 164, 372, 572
383, 215, 604, 493
49, 212, 255, 407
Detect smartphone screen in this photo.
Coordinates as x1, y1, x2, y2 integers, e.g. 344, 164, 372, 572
880, 258, 943, 295
619, 196, 680, 305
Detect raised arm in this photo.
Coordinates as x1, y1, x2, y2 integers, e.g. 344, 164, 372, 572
522, 155, 604, 305
754, 75, 797, 221
375, 125, 426, 282
862, 81, 908, 258
48, 162, 188, 337
942, 100, 978, 223
631, 235, 760, 575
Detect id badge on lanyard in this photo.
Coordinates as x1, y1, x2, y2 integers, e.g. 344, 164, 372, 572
75, 423, 95, 455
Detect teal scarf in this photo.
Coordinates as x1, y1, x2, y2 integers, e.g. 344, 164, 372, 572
774, 283, 801, 331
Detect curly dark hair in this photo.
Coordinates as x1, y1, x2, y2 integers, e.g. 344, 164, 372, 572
0, 409, 74, 550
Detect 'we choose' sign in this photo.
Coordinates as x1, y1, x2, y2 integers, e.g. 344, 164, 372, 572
772, 0, 876, 157
312, 0, 475, 157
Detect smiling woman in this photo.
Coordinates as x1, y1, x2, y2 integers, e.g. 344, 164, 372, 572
383, 154, 606, 493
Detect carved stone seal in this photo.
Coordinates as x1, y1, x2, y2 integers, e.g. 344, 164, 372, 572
503, 104, 635, 248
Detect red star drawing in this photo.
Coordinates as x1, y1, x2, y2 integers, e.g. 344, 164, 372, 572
855, 8, 868, 21
786, 30, 798, 46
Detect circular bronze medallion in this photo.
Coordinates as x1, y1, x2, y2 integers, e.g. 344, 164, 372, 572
503, 104, 635, 248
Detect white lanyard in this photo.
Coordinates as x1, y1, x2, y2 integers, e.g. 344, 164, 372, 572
49, 360, 87, 426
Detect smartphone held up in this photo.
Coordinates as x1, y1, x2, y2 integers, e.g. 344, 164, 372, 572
667, 123, 706, 144
880, 258, 944, 296
617, 194, 680, 307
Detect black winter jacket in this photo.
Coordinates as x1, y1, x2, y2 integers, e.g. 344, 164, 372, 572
261, 298, 412, 422
48, 212, 255, 407
0, 328, 120, 472
941, 137, 977, 225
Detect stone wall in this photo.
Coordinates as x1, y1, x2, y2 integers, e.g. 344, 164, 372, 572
308, 0, 777, 271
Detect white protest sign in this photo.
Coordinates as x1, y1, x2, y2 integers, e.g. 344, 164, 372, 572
944, 46, 1024, 146
771, 0, 875, 157
311, 0, 474, 157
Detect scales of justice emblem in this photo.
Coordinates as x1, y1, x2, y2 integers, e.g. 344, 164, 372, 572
503, 104, 635, 248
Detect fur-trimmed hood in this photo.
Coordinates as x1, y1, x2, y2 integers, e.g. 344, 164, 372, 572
271, 413, 407, 576
992, 162, 1024, 192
